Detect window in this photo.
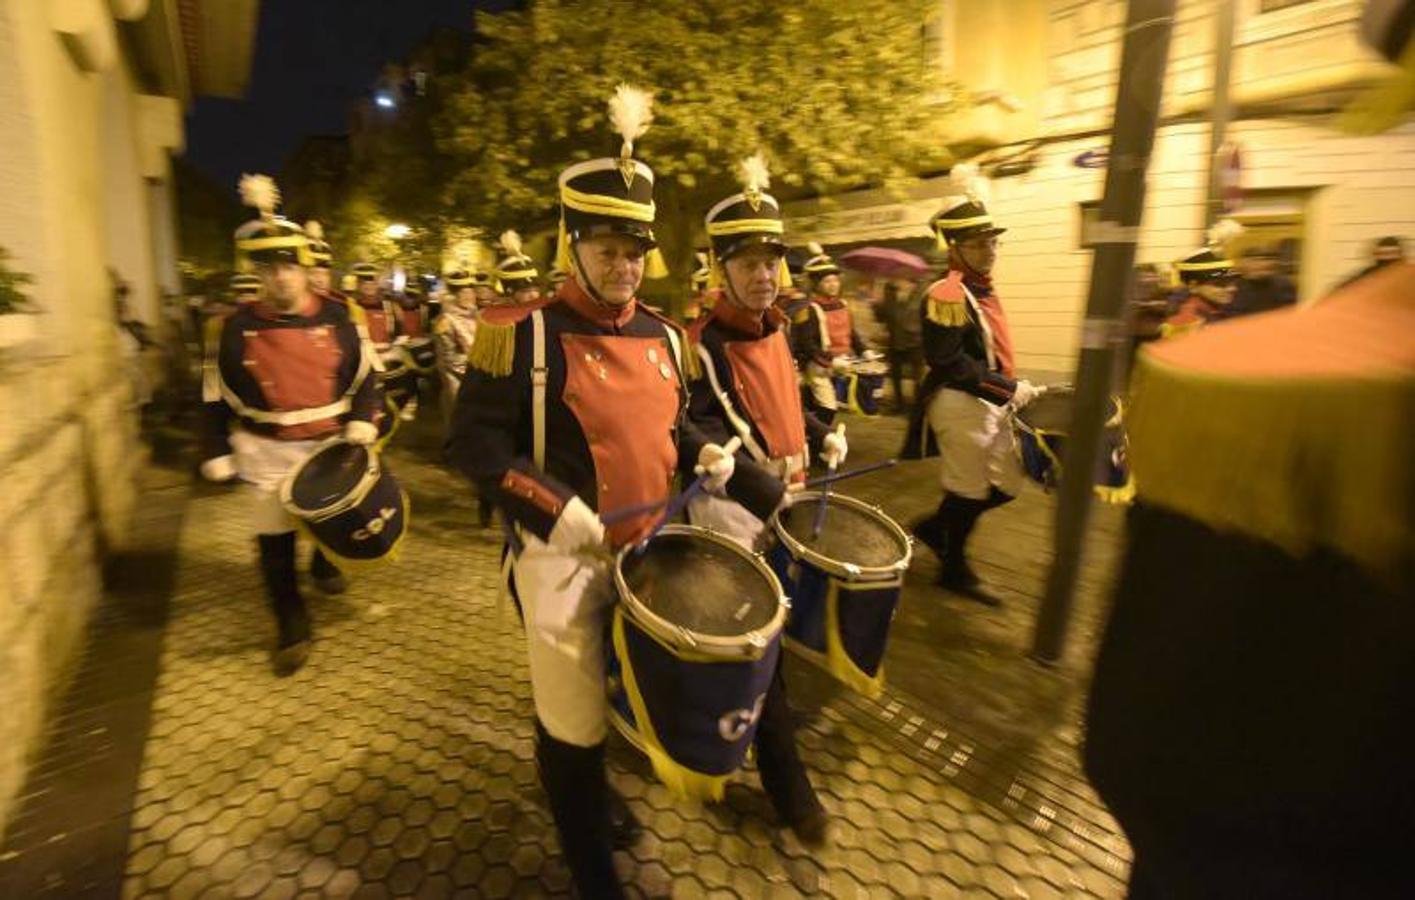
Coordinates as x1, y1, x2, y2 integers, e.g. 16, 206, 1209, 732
1078, 201, 1102, 250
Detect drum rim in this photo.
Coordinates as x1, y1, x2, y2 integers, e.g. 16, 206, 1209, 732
770, 491, 913, 580
614, 524, 787, 659
1013, 389, 1124, 436
278, 436, 382, 523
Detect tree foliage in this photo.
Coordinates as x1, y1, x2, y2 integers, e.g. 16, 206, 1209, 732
437, 0, 958, 294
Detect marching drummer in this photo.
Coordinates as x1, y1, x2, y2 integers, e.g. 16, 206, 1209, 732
492, 230, 542, 307
1163, 220, 1244, 338
792, 241, 865, 424
901, 164, 1041, 607
303, 221, 339, 297
447, 85, 736, 899
683, 250, 714, 322
683, 152, 846, 845
199, 175, 381, 675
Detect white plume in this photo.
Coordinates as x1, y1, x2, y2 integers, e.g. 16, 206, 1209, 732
738, 151, 771, 195
499, 230, 523, 257
807, 241, 825, 257
305, 220, 324, 240
608, 83, 654, 158
948, 162, 991, 206
239, 173, 280, 217
1207, 218, 1245, 248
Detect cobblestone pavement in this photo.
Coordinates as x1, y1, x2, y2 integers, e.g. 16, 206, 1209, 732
3, 403, 1131, 899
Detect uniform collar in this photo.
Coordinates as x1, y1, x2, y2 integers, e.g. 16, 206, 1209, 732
557, 276, 637, 330
711, 295, 784, 338
252, 293, 321, 321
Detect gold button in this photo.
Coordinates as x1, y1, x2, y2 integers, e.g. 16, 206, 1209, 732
647, 348, 659, 364
584, 352, 594, 363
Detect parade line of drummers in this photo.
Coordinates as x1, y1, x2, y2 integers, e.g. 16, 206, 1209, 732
196, 85, 1238, 897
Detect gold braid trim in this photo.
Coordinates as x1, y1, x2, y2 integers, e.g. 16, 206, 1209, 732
926, 297, 969, 327
466, 321, 516, 377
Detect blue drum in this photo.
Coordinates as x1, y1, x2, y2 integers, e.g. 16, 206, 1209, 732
831, 357, 889, 416
1014, 386, 1133, 504
768, 493, 911, 697
279, 437, 407, 564
606, 525, 786, 801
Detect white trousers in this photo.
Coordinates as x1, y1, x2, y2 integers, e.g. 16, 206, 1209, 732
511, 533, 615, 747
230, 430, 322, 535
926, 388, 1025, 501
803, 362, 838, 412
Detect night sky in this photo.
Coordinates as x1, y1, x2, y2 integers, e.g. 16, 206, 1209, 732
184, 0, 511, 191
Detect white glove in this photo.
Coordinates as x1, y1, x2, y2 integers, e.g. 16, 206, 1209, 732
344, 420, 379, 445
830, 356, 852, 374
862, 349, 884, 362
199, 454, 236, 482
547, 495, 606, 554
821, 426, 849, 468
1011, 380, 1044, 409
695, 439, 739, 495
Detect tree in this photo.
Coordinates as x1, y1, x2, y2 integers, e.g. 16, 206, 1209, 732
438, 0, 959, 306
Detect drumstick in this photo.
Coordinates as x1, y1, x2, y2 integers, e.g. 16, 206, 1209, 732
811, 425, 846, 539
802, 458, 898, 490
635, 436, 742, 553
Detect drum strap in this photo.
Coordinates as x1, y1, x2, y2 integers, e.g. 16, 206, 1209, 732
531, 309, 548, 470
695, 343, 770, 465
808, 302, 831, 356
219, 379, 353, 426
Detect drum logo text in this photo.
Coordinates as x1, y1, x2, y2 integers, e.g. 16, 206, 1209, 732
353, 507, 400, 541
718, 694, 767, 742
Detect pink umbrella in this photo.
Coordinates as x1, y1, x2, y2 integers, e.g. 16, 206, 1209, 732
839, 247, 931, 278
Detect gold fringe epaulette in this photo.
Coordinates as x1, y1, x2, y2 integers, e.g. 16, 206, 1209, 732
466, 321, 516, 377
925, 273, 969, 327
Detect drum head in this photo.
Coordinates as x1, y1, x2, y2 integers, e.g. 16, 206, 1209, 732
621, 533, 778, 637
290, 442, 370, 512
778, 497, 908, 569
1017, 386, 1075, 432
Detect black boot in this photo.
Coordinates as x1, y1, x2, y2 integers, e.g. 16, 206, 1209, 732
534, 721, 625, 899
257, 533, 312, 675
309, 548, 347, 595
607, 789, 643, 850
935, 497, 1002, 607
754, 665, 829, 846
910, 498, 950, 561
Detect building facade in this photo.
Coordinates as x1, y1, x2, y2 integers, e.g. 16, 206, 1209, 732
785, 0, 1414, 377
0, 0, 256, 834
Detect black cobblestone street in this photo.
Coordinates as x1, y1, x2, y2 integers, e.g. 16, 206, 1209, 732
1, 405, 1130, 899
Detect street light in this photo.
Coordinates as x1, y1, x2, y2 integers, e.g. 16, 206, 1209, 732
374, 92, 396, 110
384, 223, 411, 240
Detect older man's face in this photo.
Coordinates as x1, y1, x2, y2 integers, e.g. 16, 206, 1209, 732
261, 262, 310, 311
724, 245, 782, 313
575, 234, 646, 307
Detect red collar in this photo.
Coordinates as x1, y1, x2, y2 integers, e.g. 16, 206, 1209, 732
711, 295, 785, 338
557, 276, 637, 330
951, 260, 994, 292
812, 294, 846, 310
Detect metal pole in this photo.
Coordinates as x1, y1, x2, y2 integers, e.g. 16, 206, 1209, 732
1030, 0, 1176, 665
1205, 0, 1237, 229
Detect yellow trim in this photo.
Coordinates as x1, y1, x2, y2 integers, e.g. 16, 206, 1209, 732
934, 214, 993, 230
612, 610, 733, 802
1174, 259, 1234, 273
645, 247, 669, 280
466, 321, 516, 377
926, 297, 969, 327
297, 487, 410, 570
559, 183, 656, 222
705, 218, 784, 237
238, 235, 310, 251
823, 579, 887, 698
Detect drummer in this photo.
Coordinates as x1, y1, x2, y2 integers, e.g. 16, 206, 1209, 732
1163, 222, 1243, 338
684, 152, 846, 845
303, 221, 340, 298
393, 274, 430, 422
683, 250, 715, 322
446, 85, 735, 899
901, 164, 1042, 606
200, 174, 381, 675
492, 230, 542, 307
793, 241, 866, 424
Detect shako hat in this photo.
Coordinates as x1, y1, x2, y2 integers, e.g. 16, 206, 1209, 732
929, 163, 1006, 249
234, 175, 314, 268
